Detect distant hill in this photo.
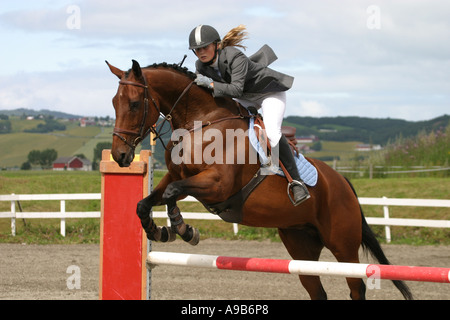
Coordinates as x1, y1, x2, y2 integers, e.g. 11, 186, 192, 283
283, 114, 449, 145
0, 108, 82, 119
1, 108, 448, 168
0, 117, 111, 168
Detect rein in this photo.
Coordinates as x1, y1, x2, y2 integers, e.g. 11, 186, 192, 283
114, 71, 255, 152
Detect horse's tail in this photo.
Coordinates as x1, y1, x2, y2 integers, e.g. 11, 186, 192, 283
344, 177, 414, 300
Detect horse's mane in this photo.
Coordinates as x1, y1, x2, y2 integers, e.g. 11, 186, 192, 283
125, 62, 196, 80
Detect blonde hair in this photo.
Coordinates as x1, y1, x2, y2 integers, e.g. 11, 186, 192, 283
219, 24, 248, 50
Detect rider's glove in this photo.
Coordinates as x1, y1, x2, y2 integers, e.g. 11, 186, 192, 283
194, 74, 214, 90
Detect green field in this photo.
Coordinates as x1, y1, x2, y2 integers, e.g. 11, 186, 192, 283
308, 140, 364, 160
0, 117, 366, 169
0, 118, 114, 168
0, 170, 449, 245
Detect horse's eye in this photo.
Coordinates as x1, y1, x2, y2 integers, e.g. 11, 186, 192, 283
130, 101, 140, 111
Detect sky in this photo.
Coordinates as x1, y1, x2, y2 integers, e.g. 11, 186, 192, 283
0, 0, 449, 121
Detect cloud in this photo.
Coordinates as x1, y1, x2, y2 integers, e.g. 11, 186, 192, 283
0, 0, 240, 39
0, 67, 117, 118
294, 100, 331, 118
0, 0, 449, 121
0, 6, 67, 32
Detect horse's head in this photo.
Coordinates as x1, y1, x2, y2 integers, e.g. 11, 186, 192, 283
106, 60, 160, 167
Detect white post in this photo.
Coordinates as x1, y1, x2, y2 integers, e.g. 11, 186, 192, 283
233, 223, 238, 235
11, 193, 16, 236
60, 200, 66, 237
147, 150, 153, 300
382, 196, 391, 243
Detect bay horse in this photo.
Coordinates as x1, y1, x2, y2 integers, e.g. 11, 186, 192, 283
106, 60, 412, 300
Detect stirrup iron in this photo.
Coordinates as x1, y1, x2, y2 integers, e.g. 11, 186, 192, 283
287, 180, 310, 206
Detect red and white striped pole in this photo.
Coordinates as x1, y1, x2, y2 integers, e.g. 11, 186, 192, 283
147, 251, 450, 283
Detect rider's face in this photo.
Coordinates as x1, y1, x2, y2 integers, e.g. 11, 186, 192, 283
194, 43, 217, 63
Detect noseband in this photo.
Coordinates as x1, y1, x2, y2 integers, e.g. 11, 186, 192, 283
113, 75, 159, 150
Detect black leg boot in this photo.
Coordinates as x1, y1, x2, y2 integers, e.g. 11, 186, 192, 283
277, 136, 310, 206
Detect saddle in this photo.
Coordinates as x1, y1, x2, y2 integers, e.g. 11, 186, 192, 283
281, 126, 299, 155
200, 112, 301, 224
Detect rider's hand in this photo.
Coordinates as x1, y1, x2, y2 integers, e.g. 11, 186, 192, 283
194, 74, 214, 90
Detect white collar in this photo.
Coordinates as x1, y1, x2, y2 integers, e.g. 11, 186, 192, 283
211, 57, 219, 69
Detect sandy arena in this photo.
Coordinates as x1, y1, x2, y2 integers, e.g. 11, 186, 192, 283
0, 239, 449, 300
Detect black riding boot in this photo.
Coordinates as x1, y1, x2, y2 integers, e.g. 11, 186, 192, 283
277, 136, 310, 206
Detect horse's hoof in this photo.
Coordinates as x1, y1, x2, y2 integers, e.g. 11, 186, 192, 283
187, 227, 200, 246
166, 226, 177, 242
160, 226, 176, 242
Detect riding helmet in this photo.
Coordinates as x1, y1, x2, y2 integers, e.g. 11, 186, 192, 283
188, 25, 221, 50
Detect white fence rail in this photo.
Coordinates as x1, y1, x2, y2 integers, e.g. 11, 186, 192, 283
359, 196, 450, 242
334, 164, 449, 178
0, 193, 101, 237
1, 193, 449, 242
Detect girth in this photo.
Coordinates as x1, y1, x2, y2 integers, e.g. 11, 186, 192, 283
199, 168, 267, 224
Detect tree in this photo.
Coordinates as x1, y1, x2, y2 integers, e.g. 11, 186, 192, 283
28, 150, 41, 165
93, 142, 112, 170
40, 149, 58, 168
311, 141, 322, 151
21, 161, 31, 170
0, 120, 11, 134
27, 149, 58, 169
24, 117, 66, 133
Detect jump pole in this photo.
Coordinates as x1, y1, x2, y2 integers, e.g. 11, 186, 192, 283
99, 149, 152, 300
147, 251, 450, 284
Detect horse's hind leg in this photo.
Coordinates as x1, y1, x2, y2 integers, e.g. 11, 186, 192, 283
278, 226, 327, 300
329, 247, 366, 300
325, 220, 366, 300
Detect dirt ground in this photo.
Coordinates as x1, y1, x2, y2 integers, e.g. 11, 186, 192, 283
0, 239, 449, 300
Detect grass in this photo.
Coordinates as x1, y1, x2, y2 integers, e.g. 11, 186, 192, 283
350, 178, 450, 245
0, 171, 102, 244
72, 127, 113, 160
0, 170, 449, 245
0, 118, 109, 168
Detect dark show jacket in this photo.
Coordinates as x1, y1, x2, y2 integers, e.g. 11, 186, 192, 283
195, 44, 294, 99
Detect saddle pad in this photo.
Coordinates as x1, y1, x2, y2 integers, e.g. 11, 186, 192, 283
248, 117, 318, 187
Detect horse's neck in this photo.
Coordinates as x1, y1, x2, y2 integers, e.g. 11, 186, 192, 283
152, 74, 233, 129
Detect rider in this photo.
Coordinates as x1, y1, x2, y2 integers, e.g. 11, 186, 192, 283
188, 24, 310, 206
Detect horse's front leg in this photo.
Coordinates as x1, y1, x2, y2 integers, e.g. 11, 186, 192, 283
162, 169, 224, 246
165, 198, 200, 246
136, 172, 176, 243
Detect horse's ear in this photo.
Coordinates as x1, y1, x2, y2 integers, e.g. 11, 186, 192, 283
105, 60, 124, 79
132, 59, 143, 79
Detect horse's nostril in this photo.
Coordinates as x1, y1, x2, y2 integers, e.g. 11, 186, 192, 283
115, 153, 129, 167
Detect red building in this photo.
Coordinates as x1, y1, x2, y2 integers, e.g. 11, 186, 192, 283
53, 156, 91, 171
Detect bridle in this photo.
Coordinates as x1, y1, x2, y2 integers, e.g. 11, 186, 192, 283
113, 72, 194, 151
113, 73, 157, 150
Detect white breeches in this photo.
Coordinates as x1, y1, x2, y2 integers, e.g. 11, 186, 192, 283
234, 91, 286, 148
